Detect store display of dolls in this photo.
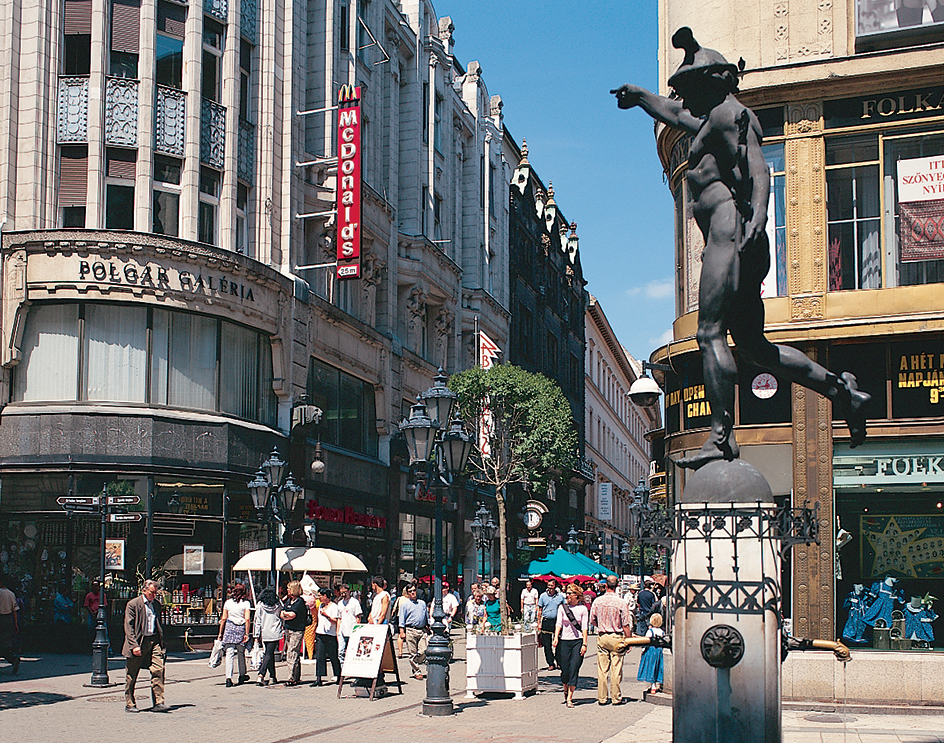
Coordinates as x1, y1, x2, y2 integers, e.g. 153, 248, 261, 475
841, 575, 938, 649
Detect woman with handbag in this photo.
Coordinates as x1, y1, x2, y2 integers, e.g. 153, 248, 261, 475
218, 582, 252, 687
552, 584, 589, 708
253, 587, 283, 686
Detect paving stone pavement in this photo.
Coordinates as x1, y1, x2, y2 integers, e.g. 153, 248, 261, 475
2, 637, 942, 742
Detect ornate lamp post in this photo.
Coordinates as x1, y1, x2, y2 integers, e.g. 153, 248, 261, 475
620, 540, 632, 576
248, 448, 302, 588
470, 503, 497, 582
565, 526, 579, 554
629, 477, 652, 586
400, 368, 474, 717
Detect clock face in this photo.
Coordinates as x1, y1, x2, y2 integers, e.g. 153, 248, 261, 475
524, 509, 542, 529
751, 372, 778, 400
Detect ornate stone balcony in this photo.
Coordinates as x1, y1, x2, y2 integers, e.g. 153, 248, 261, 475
201, 98, 226, 169
155, 86, 186, 156
105, 77, 139, 147
57, 77, 89, 143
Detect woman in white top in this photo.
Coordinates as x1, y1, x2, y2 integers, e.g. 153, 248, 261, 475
218, 582, 252, 686
552, 584, 589, 708
315, 587, 341, 685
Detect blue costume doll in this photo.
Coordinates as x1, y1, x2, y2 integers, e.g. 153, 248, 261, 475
863, 576, 904, 628
637, 613, 665, 694
903, 595, 937, 643
841, 584, 874, 644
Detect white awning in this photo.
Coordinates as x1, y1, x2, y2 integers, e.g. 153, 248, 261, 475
232, 547, 368, 574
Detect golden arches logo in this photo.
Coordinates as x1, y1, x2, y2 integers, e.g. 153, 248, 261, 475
338, 85, 359, 104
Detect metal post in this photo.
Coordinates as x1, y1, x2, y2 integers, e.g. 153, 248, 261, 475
90, 491, 110, 686
145, 477, 154, 579
269, 502, 278, 589
423, 465, 453, 715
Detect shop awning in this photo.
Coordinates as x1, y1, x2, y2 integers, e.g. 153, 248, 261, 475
232, 547, 368, 573
524, 548, 617, 579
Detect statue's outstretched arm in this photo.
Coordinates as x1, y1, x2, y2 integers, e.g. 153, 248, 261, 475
610, 85, 701, 135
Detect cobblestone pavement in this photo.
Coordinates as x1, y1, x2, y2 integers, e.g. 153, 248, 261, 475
3, 638, 943, 742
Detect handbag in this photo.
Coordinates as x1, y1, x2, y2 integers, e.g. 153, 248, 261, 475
208, 638, 224, 668
248, 640, 264, 671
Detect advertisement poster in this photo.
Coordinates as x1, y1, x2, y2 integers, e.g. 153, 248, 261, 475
857, 0, 944, 37
183, 545, 205, 575
340, 624, 395, 679
860, 514, 944, 579
897, 154, 944, 262
105, 539, 125, 571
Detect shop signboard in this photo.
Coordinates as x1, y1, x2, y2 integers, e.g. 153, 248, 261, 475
183, 545, 204, 575
598, 482, 612, 521
336, 85, 362, 280
891, 340, 944, 418
339, 623, 396, 680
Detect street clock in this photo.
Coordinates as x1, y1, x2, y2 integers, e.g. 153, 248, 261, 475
523, 499, 548, 531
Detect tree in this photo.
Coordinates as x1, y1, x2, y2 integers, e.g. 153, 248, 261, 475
450, 363, 579, 626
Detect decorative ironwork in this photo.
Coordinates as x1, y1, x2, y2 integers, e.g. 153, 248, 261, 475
237, 118, 255, 181
240, 0, 256, 42
57, 76, 89, 143
639, 502, 820, 557
201, 98, 226, 169
204, 0, 228, 22
105, 77, 138, 146
155, 86, 186, 156
673, 576, 781, 618
701, 625, 745, 668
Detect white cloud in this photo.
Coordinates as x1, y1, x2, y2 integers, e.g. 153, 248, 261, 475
625, 278, 674, 300
648, 327, 673, 347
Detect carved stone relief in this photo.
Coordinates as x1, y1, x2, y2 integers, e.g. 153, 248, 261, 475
2, 249, 27, 366
434, 307, 453, 369
105, 77, 139, 147
204, 0, 228, 22
155, 86, 186, 156
405, 286, 427, 354
240, 0, 257, 42
57, 77, 89, 143
361, 251, 385, 328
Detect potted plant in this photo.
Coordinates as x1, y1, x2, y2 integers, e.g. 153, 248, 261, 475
465, 620, 539, 700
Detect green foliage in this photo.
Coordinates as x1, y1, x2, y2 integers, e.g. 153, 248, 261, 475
449, 363, 579, 490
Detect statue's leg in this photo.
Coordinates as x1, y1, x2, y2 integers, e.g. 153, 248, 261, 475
732, 297, 870, 448
678, 203, 739, 470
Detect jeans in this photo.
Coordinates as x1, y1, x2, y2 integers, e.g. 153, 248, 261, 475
258, 639, 279, 681
540, 617, 558, 667
338, 632, 349, 663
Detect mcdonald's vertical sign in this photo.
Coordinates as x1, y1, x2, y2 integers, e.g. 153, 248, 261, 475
336, 85, 362, 280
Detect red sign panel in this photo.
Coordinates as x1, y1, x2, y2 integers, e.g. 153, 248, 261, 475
336, 85, 362, 280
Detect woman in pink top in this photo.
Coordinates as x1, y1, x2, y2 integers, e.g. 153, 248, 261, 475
552, 584, 589, 708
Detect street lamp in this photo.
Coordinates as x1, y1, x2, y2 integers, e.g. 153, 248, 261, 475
248, 448, 302, 588
620, 540, 632, 576
628, 360, 672, 407
629, 477, 652, 587
399, 368, 474, 717
470, 503, 497, 582
565, 526, 579, 554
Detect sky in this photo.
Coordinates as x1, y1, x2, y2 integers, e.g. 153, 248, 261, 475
435, 0, 676, 363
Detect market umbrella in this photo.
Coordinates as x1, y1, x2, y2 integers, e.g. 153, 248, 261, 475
525, 548, 617, 579
232, 547, 368, 573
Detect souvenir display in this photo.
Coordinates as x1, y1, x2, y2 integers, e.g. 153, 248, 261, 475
841, 583, 875, 644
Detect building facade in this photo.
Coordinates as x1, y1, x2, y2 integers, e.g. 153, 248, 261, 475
653, 0, 944, 682
0, 0, 511, 638
584, 296, 661, 572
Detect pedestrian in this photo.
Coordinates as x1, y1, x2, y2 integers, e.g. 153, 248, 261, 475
397, 584, 428, 679
480, 585, 502, 632
252, 587, 282, 686
635, 580, 657, 636
391, 580, 410, 656
53, 583, 74, 625
336, 583, 362, 663
218, 582, 251, 687
83, 579, 108, 649
438, 581, 460, 633
520, 579, 538, 627
0, 574, 20, 674
552, 584, 589, 709
465, 585, 485, 627
637, 612, 665, 694
315, 587, 341, 685
122, 579, 169, 712
536, 578, 565, 670
589, 575, 634, 706
367, 576, 391, 624
280, 580, 309, 686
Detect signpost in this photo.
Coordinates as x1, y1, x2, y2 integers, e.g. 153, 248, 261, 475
58, 489, 141, 687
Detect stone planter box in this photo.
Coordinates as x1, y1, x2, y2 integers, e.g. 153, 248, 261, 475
465, 631, 539, 700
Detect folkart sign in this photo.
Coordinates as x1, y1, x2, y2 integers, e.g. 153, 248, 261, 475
336, 85, 362, 280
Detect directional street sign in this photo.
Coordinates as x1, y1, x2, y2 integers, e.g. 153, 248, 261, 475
109, 513, 143, 522
105, 496, 141, 506
56, 496, 100, 507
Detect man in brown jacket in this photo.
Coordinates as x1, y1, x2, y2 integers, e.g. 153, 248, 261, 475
122, 579, 169, 712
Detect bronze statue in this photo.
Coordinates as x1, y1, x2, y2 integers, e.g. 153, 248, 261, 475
612, 28, 870, 470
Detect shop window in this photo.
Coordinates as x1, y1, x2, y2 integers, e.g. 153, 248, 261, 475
829, 342, 889, 422
202, 17, 225, 103
762, 143, 788, 298
153, 190, 179, 236
884, 132, 944, 287
110, 0, 140, 78
63, 34, 91, 75
156, 0, 186, 89
14, 304, 79, 401
306, 357, 379, 458
826, 135, 882, 290
59, 145, 88, 227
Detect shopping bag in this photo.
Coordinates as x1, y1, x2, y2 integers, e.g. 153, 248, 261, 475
248, 641, 264, 671
208, 638, 224, 668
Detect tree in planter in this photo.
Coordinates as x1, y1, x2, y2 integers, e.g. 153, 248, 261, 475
450, 364, 579, 627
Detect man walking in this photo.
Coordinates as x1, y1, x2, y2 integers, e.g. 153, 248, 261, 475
122, 580, 169, 712
336, 583, 362, 663
536, 578, 565, 670
398, 584, 428, 679
635, 581, 657, 637
520, 579, 538, 626
589, 575, 634, 705
0, 575, 20, 674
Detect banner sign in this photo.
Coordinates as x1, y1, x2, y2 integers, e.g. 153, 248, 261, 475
598, 482, 612, 521
336, 85, 362, 280
898, 155, 944, 262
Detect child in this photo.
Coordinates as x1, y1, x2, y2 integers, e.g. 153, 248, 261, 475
637, 612, 664, 693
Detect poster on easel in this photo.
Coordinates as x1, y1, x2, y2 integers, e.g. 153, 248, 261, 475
337, 623, 402, 699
